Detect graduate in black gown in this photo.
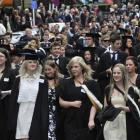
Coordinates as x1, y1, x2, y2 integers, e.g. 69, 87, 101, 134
59, 56, 101, 140
80, 47, 99, 72
8, 51, 48, 140
85, 33, 105, 58
0, 48, 15, 140
96, 33, 127, 103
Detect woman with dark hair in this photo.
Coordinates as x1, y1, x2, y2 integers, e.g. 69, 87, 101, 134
121, 36, 136, 56
81, 47, 98, 72
43, 60, 64, 140
125, 56, 140, 89
0, 48, 15, 140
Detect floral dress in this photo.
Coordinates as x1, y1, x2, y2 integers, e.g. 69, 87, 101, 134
48, 88, 57, 140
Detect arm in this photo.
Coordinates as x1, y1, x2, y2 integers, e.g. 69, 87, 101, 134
119, 106, 130, 112
104, 92, 129, 112
88, 106, 97, 130
59, 97, 82, 108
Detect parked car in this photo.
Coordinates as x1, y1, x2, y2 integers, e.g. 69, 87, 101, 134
11, 27, 39, 44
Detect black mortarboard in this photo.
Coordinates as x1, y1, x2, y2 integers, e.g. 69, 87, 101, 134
85, 32, 101, 46
22, 49, 39, 60
85, 32, 101, 38
80, 47, 94, 54
15, 41, 28, 49
81, 4, 89, 9
127, 87, 140, 125
122, 35, 133, 41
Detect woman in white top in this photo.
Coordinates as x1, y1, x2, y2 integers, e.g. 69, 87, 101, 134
8, 52, 48, 140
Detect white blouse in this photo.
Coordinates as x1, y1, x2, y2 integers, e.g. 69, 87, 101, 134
18, 75, 39, 103
16, 75, 40, 139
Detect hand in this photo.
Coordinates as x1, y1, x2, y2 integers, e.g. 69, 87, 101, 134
88, 120, 95, 130
72, 101, 82, 108
116, 105, 130, 112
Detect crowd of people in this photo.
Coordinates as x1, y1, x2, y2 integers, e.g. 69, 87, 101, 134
0, 1, 140, 140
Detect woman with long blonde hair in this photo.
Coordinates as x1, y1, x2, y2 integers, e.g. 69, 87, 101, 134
8, 52, 48, 140
59, 56, 101, 140
103, 63, 140, 140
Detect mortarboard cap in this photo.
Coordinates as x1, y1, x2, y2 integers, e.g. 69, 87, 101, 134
85, 32, 101, 38
80, 47, 94, 54
85, 32, 101, 46
15, 41, 28, 49
122, 35, 133, 41
80, 47, 95, 59
21, 49, 39, 60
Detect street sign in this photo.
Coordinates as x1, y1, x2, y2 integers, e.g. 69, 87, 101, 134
31, 0, 37, 9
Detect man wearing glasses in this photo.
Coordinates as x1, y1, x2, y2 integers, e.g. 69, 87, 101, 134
95, 33, 128, 103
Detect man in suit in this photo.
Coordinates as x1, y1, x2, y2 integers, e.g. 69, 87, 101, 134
19, 28, 33, 42
95, 33, 128, 102
47, 41, 69, 77
40, 34, 52, 56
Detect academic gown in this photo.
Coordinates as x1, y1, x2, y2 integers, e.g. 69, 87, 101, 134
59, 78, 101, 140
135, 74, 140, 89
0, 68, 16, 140
8, 75, 48, 140
126, 86, 140, 140
95, 51, 127, 102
